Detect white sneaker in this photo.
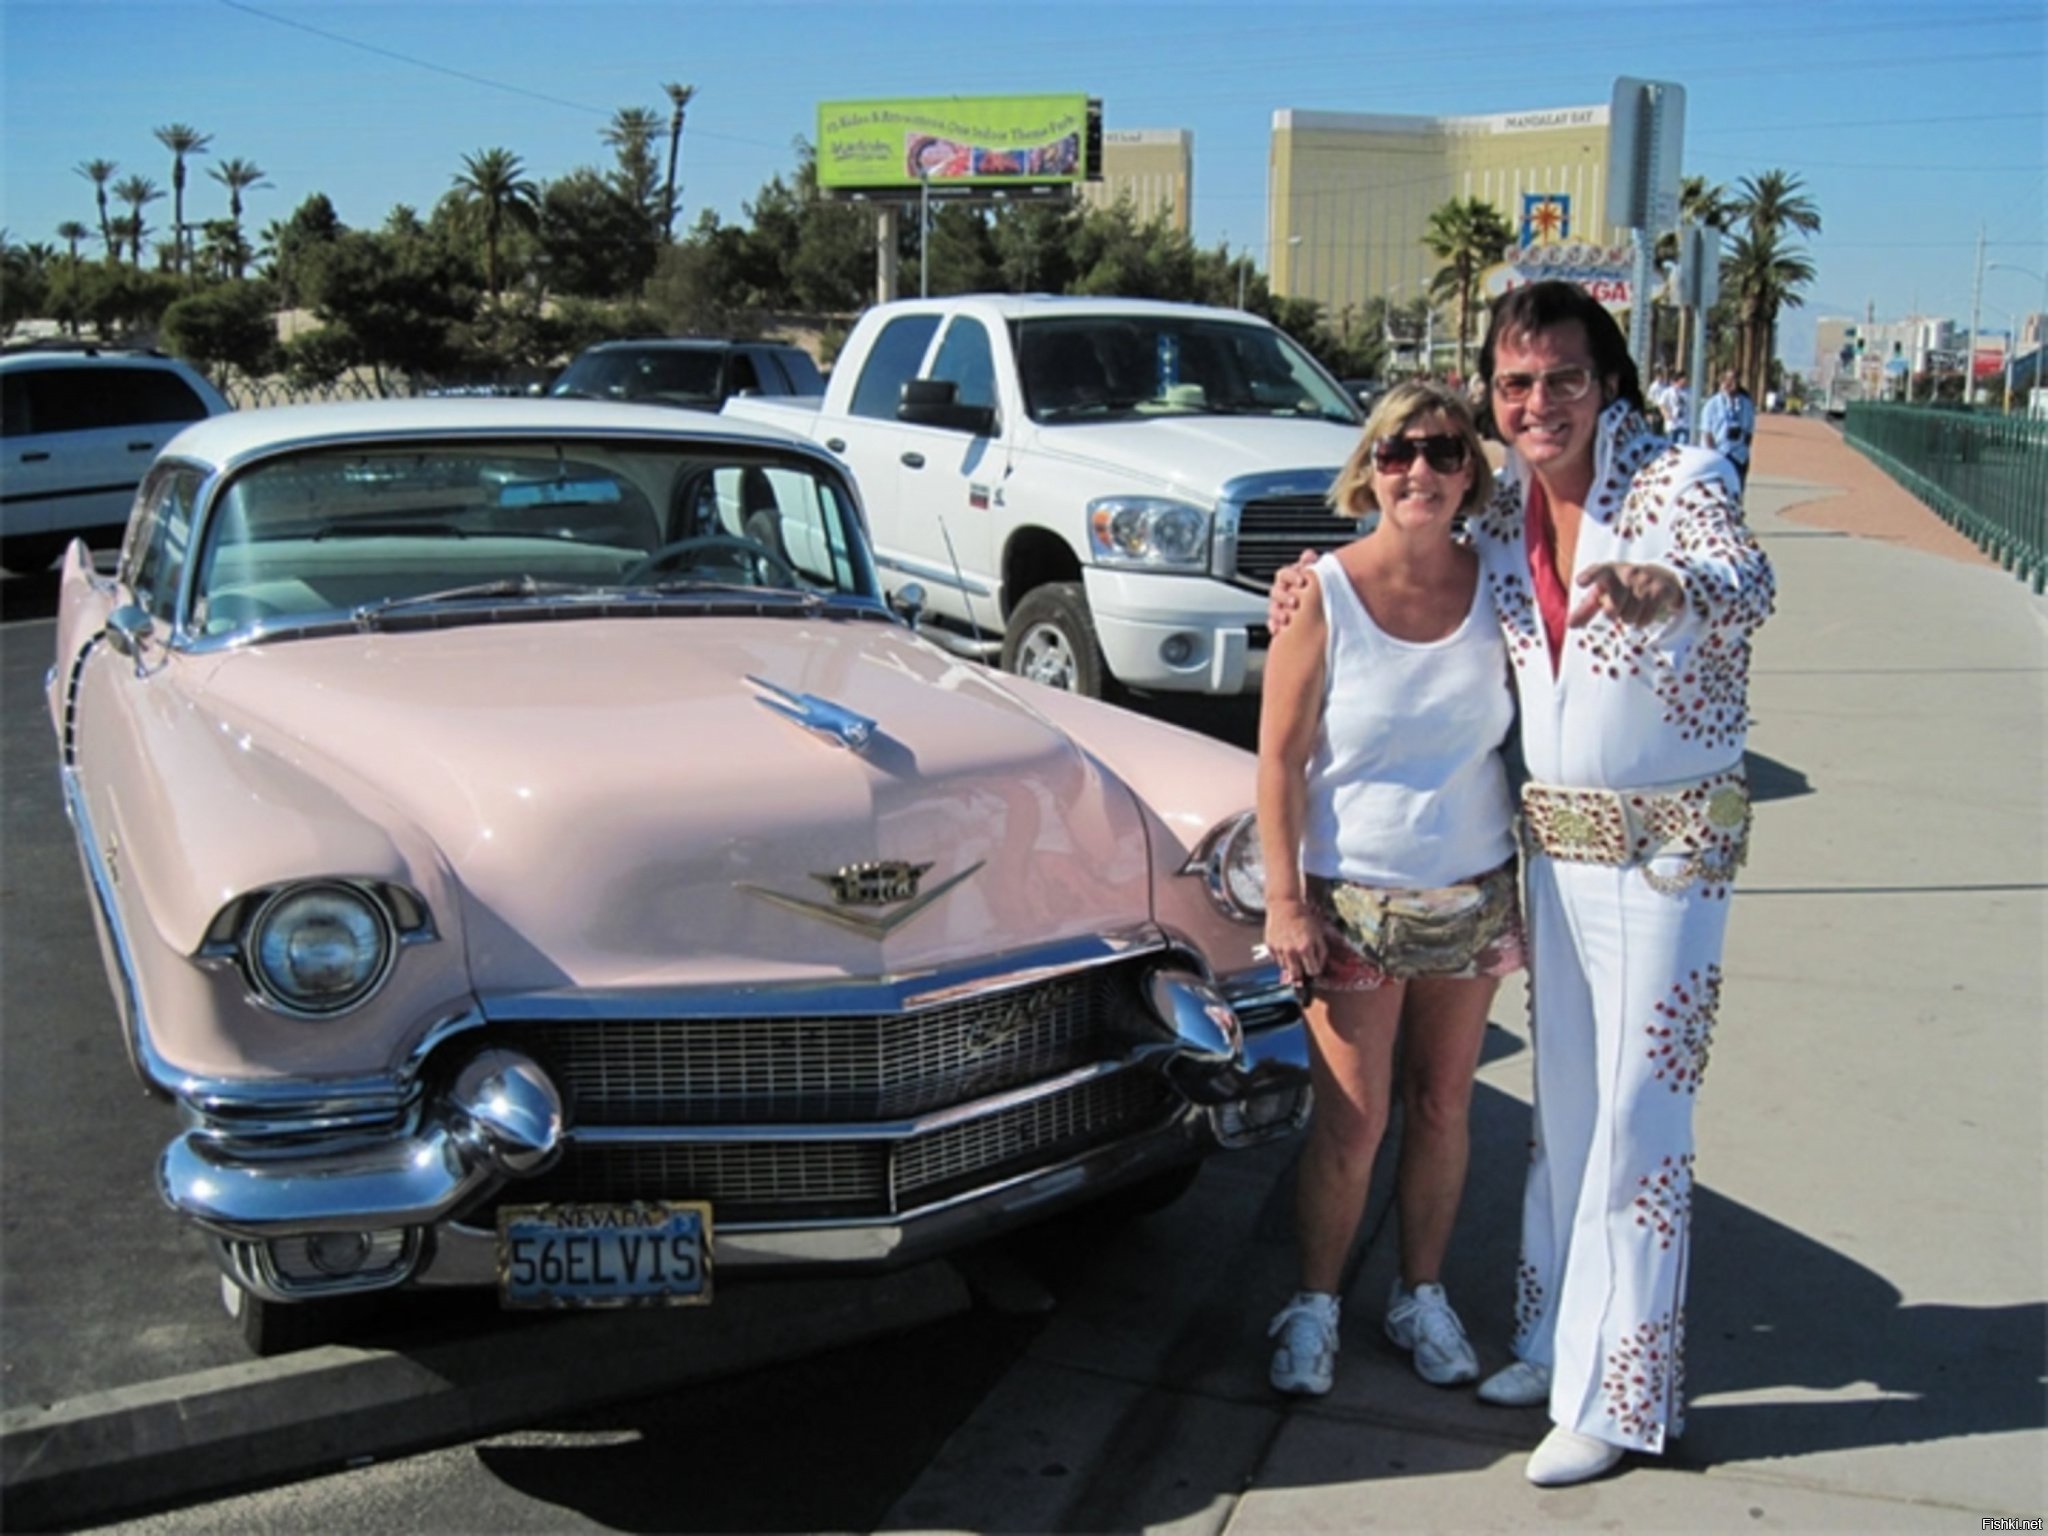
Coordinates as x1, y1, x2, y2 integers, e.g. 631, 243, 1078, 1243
1526, 1425, 1625, 1486
1268, 1291, 1340, 1395
1383, 1280, 1479, 1385
1477, 1358, 1551, 1407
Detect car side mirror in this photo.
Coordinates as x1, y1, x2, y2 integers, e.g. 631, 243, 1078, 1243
898, 379, 996, 437
889, 581, 927, 629
104, 604, 154, 659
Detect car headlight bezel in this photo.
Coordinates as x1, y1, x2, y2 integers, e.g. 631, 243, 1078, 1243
1184, 810, 1267, 922
238, 880, 401, 1018
1086, 496, 1212, 570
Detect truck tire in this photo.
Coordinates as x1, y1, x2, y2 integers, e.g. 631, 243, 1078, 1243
1001, 581, 1111, 698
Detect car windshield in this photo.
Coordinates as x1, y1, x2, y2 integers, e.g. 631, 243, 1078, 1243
551, 349, 723, 407
1015, 316, 1362, 426
188, 439, 877, 639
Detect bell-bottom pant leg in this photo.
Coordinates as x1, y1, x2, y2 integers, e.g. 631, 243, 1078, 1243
1512, 854, 1730, 1453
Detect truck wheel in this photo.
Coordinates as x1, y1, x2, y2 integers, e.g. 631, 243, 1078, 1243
1001, 582, 1111, 698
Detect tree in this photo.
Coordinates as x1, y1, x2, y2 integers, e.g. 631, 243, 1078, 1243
662, 83, 696, 240
161, 280, 280, 380
603, 107, 665, 219
1423, 196, 1515, 381
297, 227, 480, 392
208, 157, 270, 278
56, 220, 92, 264
450, 147, 539, 300
262, 193, 344, 308
537, 169, 660, 299
75, 159, 119, 260
112, 175, 163, 265
153, 122, 213, 275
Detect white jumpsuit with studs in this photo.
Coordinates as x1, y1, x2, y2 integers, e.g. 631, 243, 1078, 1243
1469, 402, 1776, 1453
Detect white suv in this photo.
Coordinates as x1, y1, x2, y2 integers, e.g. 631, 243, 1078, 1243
1, 348, 230, 573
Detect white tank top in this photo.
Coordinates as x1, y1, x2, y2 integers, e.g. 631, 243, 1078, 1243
1300, 550, 1515, 888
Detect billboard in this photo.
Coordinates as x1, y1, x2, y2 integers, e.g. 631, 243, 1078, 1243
818, 94, 1090, 193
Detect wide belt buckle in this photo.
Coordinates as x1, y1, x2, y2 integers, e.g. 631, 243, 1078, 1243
1522, 784, 1632, 865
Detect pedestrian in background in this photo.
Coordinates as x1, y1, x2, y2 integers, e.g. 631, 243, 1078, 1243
1664, 371, 1691, 443
1259, 381, 1525, 1404
1701, 368, 1758, 494
1267, 280, 1774, 1487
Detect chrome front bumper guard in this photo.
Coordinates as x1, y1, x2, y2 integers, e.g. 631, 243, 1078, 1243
168, 966, 1309, 1299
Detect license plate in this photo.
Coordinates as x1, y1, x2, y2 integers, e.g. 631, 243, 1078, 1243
497, 1201, 712, 1309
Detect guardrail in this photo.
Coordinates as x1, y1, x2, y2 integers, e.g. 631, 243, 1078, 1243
1843, 404, 2048, 592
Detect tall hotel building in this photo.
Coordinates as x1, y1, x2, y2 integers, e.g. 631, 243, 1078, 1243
1267, 105, 1614, 324
1081, 129, 1194, 234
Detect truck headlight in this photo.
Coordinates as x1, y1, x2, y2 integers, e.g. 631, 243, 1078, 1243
247, 882, 396, 1016
1184, 811, 1266, 922
1086, 497, 1211, 570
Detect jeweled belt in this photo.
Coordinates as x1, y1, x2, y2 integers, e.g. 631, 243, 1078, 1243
1520, 767, 1751, 894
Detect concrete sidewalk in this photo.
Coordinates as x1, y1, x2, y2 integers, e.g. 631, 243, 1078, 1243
884, 427, 2048, 1531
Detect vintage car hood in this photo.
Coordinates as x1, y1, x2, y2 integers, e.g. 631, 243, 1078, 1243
1024, 415, 1358, 502
191, 615, 1154, 994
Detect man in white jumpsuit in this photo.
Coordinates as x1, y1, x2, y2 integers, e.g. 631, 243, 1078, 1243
1466, 282, 1775, 1484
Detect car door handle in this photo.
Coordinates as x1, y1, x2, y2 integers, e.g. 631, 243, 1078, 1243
128, 441, 156, 453
19, 451, 49, 463
824, 437, 846, 453
900, 451, 925, 469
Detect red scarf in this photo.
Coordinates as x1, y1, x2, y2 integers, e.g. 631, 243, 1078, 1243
1525, 480, 1568, 676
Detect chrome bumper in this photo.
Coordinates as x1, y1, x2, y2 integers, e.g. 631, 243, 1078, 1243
169, 966, 1309, 1301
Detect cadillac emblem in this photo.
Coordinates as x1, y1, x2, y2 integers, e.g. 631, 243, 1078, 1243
738, 858, 985, 937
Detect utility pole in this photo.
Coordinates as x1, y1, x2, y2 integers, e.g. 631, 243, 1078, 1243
1966, 224, 1985, 408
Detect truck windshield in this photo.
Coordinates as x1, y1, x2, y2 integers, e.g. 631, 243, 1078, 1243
1016, 316, 1361, 426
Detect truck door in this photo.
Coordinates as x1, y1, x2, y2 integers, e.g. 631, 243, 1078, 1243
891, 314, 1003, 638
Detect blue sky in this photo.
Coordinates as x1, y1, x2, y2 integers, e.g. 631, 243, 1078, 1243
3, 0, 2043, 358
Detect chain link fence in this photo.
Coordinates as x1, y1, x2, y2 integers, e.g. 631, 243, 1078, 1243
1844, 404, 2048, 593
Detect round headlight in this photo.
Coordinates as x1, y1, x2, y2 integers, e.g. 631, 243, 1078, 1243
1190, 810, 1267, 922
248, 883, 395, 1015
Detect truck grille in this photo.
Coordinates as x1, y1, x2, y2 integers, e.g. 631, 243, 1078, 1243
1232, 494, 1354, 586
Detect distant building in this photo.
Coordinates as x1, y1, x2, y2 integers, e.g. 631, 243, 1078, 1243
1080, 129, 1192, 234
1266, 105, 1614, 341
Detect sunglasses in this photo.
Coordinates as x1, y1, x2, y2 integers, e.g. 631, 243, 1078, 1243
1491, 365, 1595, 404
1370, 433, 1471, 473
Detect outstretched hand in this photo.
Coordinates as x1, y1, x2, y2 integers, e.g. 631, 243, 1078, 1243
1267, 550, 1319, 635
1567, 562, 1683, 629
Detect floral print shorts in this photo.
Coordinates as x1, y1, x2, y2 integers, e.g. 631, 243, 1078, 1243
1305, 861, 1526, 992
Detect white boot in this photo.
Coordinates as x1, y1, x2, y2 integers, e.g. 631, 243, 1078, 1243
1525, 1425, 1625, 1486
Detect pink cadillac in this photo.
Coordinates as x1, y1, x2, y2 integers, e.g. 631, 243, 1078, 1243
47, 398, 1307, 1352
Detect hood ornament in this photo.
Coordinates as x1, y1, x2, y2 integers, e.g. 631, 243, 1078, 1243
748, 676, 878, 753
740, 859, 985, 938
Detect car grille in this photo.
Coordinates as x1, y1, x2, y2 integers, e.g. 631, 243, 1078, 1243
500, 964, 1150, 1125
476, 1070, 1181, 1224
1232, 494, 1353, 586
466, 958, 1185, 1225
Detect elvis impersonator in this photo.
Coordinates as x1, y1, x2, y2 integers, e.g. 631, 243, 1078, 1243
1271, 279, 1775, 1487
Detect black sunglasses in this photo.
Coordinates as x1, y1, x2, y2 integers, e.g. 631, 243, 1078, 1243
1370, 433, 1471, 473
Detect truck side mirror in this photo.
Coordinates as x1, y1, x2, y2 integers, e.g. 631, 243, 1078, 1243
898, 379, 996, 437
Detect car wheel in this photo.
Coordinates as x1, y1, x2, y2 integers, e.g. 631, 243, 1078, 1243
1000, 581, 1112, 699
220, 1272, 346, 1357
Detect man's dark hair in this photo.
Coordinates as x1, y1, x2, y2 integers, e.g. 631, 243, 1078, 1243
1478, 280, 1646, 416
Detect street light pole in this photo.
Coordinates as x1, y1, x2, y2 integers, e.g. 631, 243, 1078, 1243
1987, 262, 2048, 414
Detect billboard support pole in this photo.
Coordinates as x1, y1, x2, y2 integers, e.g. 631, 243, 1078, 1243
875, 204, 899, 306
919, 172, 931, 299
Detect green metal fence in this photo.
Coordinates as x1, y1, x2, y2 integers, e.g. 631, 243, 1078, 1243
1843, 404, 2048, 592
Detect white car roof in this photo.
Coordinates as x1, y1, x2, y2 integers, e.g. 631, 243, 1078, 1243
158, 395, 819, 470
886, 294, 1280, 326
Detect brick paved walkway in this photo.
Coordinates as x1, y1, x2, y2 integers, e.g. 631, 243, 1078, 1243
1752, 412, 1995, 568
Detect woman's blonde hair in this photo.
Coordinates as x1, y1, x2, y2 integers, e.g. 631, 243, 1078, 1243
1328, 380, 1490, 521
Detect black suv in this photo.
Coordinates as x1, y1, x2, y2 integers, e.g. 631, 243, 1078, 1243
549, 339, 824, 411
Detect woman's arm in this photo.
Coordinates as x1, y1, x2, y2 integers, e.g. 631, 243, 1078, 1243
1257, 569, 1331, 989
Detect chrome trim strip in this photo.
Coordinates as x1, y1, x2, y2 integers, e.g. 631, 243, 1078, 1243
873, 550, 997, 600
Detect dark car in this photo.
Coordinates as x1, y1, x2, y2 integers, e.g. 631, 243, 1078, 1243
550, 338, 825, 411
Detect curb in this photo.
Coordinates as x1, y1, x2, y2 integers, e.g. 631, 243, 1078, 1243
0, 1261, 971, 1530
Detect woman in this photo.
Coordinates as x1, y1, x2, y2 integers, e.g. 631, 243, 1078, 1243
1259, 381, 1525, 1401
1269, 283, 1774, 1486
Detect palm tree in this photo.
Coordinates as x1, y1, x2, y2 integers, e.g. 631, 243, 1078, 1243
113, 175, 163, 265
208, 157, 270, 277
1729, 169, 1821, 398
56, 220, 91, 264
663, 82, 696, 240
451, 147, 539, 299
1423, 196, 1515, 382
1660, 176, 1731, 374
1722, 225, 1816, 400
154, 123, 214, 275
75, 159, 119, 259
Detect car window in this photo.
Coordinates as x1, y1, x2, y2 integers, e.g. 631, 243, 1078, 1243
776, 348, 825, 395
1017, 317, 1358, 424
559, 349, 723, 406
728, 353, 763, 396
124, 464, 203, 624
6, 366, 210, 435
929, 318, 999, 414
849, 315, 941, 421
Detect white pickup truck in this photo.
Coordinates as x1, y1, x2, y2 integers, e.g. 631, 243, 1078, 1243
724, 295, 1366, 697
